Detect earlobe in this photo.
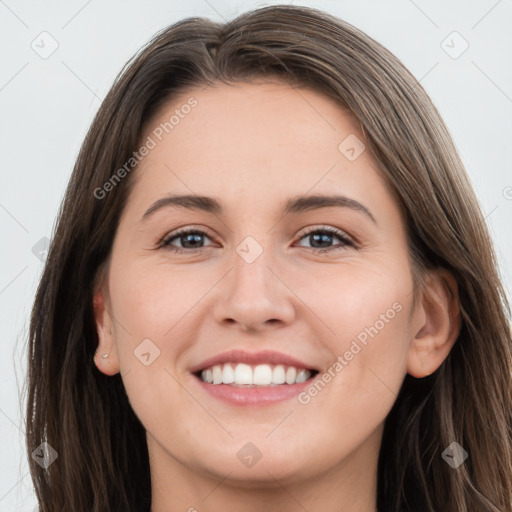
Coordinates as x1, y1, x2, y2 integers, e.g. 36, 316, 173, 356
407, 269, 461, 378
92, 288, 120, 376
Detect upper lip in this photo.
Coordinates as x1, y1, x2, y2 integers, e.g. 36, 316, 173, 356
189, 349, 318, 374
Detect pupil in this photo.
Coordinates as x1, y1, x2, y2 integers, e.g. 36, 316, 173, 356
312, 233, 331, 248
183, 233, 203, 248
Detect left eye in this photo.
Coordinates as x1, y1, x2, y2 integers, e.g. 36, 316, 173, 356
159, 227, 354, 253
296, 227, 354, 251
160, 228, 214, 251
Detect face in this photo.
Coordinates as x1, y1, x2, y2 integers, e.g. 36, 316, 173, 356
95, 80, 423, 488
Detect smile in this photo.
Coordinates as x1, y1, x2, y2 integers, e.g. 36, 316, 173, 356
190, 349, 320, 405
198, 363, 317, 387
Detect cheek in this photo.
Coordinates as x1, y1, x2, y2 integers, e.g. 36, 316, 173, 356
107, 258, 198, 436
288, 276, 412, 462
311, 265, 413, 394
108, 257, 203, 342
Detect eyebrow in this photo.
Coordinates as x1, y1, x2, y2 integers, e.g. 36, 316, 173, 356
141, 193, 376, 224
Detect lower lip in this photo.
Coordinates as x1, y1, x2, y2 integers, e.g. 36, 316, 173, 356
193, 375, 315, 407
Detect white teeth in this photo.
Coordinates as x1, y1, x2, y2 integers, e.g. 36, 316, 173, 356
222, 363, 235, 384
234, 363, 252, 385
253, 364, 273, 385
285, 366, 297, 384
212, 365, 223, 384
200, 363, 312, 386
295, 369, 309, 383
272, 365, 286, 384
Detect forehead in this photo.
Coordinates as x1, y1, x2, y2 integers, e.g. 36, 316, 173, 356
126, 80, 399, 225
144, 79, 363, 163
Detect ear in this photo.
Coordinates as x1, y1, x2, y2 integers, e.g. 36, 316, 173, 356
407, 269, 461, 378
93, 285, 120, 376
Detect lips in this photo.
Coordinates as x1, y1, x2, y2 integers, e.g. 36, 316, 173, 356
190, 349, 319, 406
189, 348, 319, 374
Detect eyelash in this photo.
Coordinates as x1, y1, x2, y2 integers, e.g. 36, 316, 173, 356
158, 226, 356, 254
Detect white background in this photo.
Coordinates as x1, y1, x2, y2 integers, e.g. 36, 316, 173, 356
1, 0, 511, 509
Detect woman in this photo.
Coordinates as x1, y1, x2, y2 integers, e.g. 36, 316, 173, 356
25, 4, 512, 511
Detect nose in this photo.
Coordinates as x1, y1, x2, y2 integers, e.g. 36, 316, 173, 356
213, 246, 296, 333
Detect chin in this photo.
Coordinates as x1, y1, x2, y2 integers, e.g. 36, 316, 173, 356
194, 439, 323, 487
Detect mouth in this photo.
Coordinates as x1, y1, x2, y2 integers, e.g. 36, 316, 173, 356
190, 349, 320, 406
194, 363, 319, 387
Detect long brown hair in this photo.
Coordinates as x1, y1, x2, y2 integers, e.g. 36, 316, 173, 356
25, 5, 512, 511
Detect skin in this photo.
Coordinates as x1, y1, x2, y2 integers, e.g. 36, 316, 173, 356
93, 80, 460, 511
